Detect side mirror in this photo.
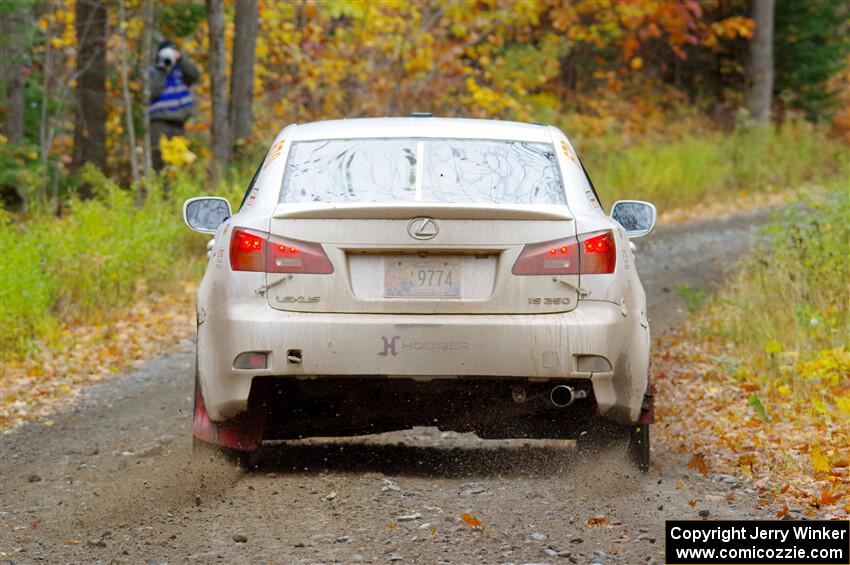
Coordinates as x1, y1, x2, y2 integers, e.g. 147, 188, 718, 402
183, 197, 232, 234
611, 200, 656, 239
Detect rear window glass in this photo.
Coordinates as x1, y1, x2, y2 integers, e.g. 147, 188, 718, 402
279, 138, 566, 205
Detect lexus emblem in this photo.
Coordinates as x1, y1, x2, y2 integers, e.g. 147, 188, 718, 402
407, 217, 439, 240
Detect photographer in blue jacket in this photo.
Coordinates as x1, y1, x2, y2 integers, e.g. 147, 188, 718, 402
148, 40, 200, 172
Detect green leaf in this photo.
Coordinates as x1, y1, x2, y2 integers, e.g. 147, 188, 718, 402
747, 393, 770, 422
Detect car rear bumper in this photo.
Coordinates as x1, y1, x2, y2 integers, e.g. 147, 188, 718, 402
197, 299, 649, 424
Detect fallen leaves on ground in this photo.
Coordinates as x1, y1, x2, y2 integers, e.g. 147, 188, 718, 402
687, 453, 709, 476
811, 448, 831, 474
585, 515, 608, 527
460, 513, 482, 528
1, 286, 195, 432
655, 330, 850, 519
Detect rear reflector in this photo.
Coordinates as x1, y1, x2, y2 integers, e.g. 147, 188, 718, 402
512, 230, 616, 275
229, 227, 334, 274
576, 354, 613, 373
233, 352, 268, 370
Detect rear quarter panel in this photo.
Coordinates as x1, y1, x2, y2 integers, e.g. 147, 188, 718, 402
550, 125, 651, 422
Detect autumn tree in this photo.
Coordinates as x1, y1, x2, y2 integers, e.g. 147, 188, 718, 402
71, 0, 108, 179
230, 0, 258, 148
747, 0, 774, 123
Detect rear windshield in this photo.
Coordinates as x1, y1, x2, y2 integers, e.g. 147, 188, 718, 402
279, 138, 566, 205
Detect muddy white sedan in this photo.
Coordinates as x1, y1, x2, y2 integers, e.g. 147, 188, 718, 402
183, 117, 657, 469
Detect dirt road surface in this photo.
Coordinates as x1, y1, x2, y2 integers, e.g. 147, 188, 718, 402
1, 210, 772, 564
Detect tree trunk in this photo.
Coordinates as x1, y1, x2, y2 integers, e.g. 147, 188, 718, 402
747, 0, 774, 123
207, 0, 230, 182
229, 0, 258, 147
118, 0, 139, 186
72, 0, 108, 182
140, 0, 154, 195
39, 6, 53, 165
4, 62, 26, 145
0, 2, 28, 144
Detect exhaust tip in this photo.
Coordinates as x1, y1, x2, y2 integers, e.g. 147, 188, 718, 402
511, 386, 527, 404
550, 385, 575, 408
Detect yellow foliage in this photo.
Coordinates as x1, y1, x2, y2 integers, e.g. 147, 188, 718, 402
159, 136, 197, 167
836, 396, 850, 416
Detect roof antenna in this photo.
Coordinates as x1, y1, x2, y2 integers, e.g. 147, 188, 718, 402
411, 112, 432, 118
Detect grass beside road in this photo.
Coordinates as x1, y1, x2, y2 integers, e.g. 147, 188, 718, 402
701, 190, 849, 357
1, 170, 198, 358
585, 121, 847, 209
0, 166, 247, 360
655, 186, 850, 518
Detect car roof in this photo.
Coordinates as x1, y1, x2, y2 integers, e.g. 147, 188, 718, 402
283, 117, 556, 143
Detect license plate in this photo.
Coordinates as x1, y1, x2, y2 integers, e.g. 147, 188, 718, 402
384, 259, 462, 298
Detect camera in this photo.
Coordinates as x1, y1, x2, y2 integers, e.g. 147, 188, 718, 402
155, 46, 179, 71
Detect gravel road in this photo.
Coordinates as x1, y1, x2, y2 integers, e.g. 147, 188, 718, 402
1, 210, 773, 564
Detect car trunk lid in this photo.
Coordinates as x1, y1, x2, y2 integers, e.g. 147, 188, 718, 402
265, 203, 579, 314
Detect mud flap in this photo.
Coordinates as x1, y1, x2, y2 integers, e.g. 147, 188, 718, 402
193, 379, 264, 453
638, 382, 655, 424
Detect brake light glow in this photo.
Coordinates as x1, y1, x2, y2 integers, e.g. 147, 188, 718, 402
229, 228, 333, 274
512, 230, 616, 275
239, 232, 263, 251
584, 233, 610, 254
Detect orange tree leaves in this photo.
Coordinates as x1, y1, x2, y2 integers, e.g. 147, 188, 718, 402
27, 0, 759, 174
243, 0, 755, 133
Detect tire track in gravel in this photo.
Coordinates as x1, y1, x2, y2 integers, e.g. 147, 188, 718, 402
0, 209, 772, 564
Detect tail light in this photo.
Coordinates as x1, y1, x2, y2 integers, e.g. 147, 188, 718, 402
229, 227, 334, 274
579, 231, 616, 274
512, 230, 616, 275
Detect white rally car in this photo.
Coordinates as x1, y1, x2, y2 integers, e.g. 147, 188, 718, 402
183, 117, 657, 469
